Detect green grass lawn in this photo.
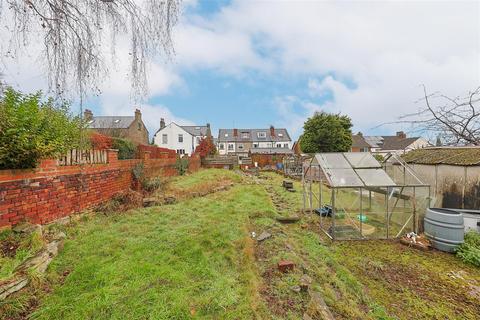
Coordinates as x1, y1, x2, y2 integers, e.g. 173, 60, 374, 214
1, 169, 479, 319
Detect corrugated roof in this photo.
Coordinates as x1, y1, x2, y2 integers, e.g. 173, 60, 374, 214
402, 147, 480, 166
218, 128, 291, 142
87, 116, 135, 129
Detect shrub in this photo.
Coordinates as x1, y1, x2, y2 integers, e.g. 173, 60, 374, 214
112, 137, 136, 159
456, 231, 480, 267
142, 177, 165, 193
89, 132, 113, 149
0, 88, 82, 169
194, 136, 217, 157
175, 157, 189, 176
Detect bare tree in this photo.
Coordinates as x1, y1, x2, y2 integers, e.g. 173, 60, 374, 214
398, 85, 480, 146
0, 0, 181, 98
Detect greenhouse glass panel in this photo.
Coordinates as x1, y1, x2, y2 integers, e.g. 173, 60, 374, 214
356, 169, 397, 187
343, 153, 382, 168
325, 168, 364, 187
315, 153, 351, 169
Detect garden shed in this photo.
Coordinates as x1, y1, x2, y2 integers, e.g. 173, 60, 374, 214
303, 152, 431, 240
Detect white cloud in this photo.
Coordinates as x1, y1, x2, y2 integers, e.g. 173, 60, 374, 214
173, 0, 479, 136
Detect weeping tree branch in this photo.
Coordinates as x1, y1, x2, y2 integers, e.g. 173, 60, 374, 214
398, 85, 480, 146
0, 0, 181, 98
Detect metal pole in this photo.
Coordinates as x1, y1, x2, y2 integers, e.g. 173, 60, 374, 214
359, 187, 363, 238
332, 188, 336, 240
413, 186, 417, 233
309, 179, 313, 213
386, 187, 389, 239
302, 163, 306, 213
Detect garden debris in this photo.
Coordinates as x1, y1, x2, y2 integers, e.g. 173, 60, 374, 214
256, 231, 272, 242
0, 232, 65, 301
276, 216, 301, 224
251, 232, 257, 239
278, 260, 295, 273
12, 223, 42, 236
290, 285, 302, 293
282, 180, 294, 190
314, 205, 332, 217
400, 232, 431, 251
143, 197, 161, 207
163, 196, 177, 205
300, 274, 313, 292
305, 291, 335, 320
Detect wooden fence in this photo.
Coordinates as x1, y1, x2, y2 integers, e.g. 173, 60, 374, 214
58, 149, 108, 166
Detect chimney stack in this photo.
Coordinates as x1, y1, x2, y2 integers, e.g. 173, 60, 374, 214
396, 131, 406, 139
270, 125, 275, 137
233, 128, 238, 137
357, 131, 363, 136
160, 118, 166, 129
206, 123, 212, 138
135, 109, 141, 121
84, 109, 93, 122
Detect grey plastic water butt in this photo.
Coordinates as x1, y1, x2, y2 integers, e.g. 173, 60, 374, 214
450, 209, 480, 233
424, 208, 464, 253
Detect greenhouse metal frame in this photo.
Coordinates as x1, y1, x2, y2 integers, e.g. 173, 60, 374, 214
302, 152, 431, 240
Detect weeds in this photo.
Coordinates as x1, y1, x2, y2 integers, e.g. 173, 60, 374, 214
456, 231, 480, 267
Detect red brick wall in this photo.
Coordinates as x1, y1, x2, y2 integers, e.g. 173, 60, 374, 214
0, 150, 201, 228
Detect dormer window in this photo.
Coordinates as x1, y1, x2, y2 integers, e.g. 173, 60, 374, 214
257, 132, 266, 138
242, 132, 249, 139
278, 133, 283, 137
114, 119, 120, 123
224, 133, 228, 137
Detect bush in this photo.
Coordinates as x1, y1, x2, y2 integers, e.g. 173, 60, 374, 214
175, 157, 189, 176
112, 138, 136, 159
456, 231, 480, 267
142, 177, 165, 193
0, 88, 82, 169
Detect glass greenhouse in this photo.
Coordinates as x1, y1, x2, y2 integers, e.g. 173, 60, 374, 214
302, 152, 431, 240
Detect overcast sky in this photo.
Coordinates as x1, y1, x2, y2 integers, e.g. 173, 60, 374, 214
1, 0, 479, 140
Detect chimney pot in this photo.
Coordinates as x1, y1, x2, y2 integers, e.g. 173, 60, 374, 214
84, 109, 93, 122
135, 108, 141, 120
160, 118, 166, 129
396, 131, 406, 139
270, 125, 275, 137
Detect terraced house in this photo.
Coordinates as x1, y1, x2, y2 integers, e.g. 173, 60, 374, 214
217, 126, 292, 157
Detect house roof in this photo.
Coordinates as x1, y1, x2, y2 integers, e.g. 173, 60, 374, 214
363, 135, 422, 150
87, 116, 135, 129
250, 148, 294, 155
351, 134, 371, 149
218, 128, 291, 142
402, 147, 480, 166
181, 125, 209, 136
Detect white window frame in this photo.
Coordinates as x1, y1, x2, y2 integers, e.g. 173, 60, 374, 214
238, 143, 244, 150
162, 134, 168, 144
178, 134, 183, 143
219, 143, 224, 150
257, 132, 267, 138
228, 143, 234, 151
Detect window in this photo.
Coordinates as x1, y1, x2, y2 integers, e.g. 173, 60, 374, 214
276, 143, 282, 148
241, 132, 249, 139
228, 143, 234, 151
162, 134, 168, 144
238, 143, 244, 150
178, 134, 183, 143
253, 143, 258, 148
284, 143, 289, 148
219, 143, 224, 150
361, 147, 369, 152
257, 132, 267, 138
176, 149, 185, 155
278, 133, 283, 137
224, 133, 229, 137
196, 137, 201, 144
